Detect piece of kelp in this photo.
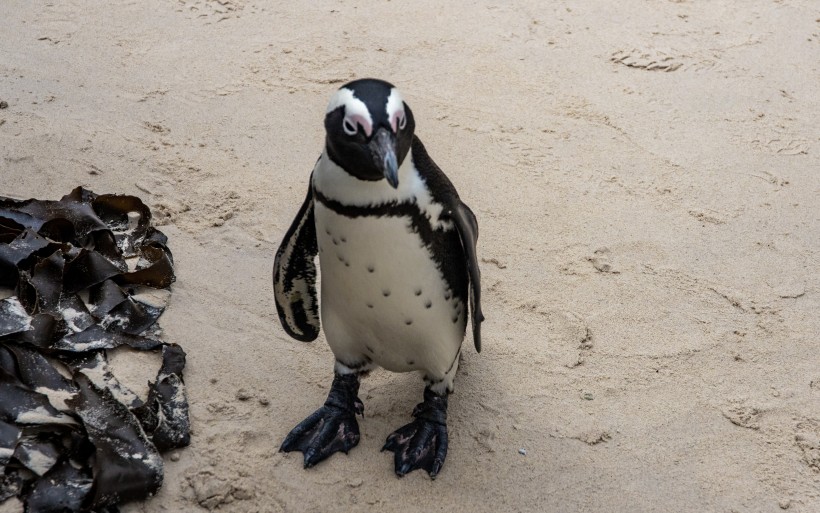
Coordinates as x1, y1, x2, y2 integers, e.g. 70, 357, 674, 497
0, 187, 189, 512
133, 344, 190, 452
68, 374, 163, 509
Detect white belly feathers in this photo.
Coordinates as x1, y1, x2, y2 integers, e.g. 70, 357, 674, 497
311, 152, 465, 377
314, 205, 464, 375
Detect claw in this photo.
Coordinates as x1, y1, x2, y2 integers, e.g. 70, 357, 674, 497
280, 373, 363, 468
383, 388, 449, 478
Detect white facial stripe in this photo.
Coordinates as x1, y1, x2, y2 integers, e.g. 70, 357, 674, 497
386, 88, 405, 133
326, 87, 357, 113
327, 87, 373, 136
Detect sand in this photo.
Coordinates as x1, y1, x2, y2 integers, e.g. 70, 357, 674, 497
1, 0, 819, 511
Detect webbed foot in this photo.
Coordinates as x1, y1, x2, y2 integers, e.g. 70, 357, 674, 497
382, 388, 448, 479
280, 373, 363, 468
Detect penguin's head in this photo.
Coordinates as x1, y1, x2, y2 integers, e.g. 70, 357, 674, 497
324, 78, 415, 189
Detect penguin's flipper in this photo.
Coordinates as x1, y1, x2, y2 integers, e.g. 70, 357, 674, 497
273, 183, 320, 342
451, 201, 483, 352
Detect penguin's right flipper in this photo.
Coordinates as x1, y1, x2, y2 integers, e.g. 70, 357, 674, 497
273, 182, 320, 342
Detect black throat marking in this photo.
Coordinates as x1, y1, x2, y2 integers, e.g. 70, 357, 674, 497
312, 187, 420, 222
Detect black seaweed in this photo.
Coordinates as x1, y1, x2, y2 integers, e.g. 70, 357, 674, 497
0, 187, 189, 512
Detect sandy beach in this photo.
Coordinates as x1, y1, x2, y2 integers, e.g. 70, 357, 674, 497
1, 1, 819, 511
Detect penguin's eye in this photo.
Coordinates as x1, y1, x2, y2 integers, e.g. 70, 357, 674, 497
342, 118, 358, 136
398, 113, 407, 130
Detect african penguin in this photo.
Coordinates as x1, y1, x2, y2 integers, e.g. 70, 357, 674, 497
273, 78, 483, 478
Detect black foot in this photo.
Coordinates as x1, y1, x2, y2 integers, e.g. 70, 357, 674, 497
280, 373, 364, 468
382, 388, 449, 479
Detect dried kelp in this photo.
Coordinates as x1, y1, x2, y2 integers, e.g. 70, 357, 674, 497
0, 187, 189, 512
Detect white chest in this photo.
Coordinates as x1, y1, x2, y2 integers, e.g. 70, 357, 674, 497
313, 203, 465, 373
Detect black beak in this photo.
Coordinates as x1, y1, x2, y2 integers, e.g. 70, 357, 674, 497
369, 128, 399, 188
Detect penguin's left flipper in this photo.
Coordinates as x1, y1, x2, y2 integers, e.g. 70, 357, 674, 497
451, 201, 484, 352
382, 389, 449, 479
273, 180, 321, 342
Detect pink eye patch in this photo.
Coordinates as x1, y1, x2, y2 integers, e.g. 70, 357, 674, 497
390, 110, 406, 133
345, 114, 372, 137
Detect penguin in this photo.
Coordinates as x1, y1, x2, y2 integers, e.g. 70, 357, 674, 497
273, 78, 483, 478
